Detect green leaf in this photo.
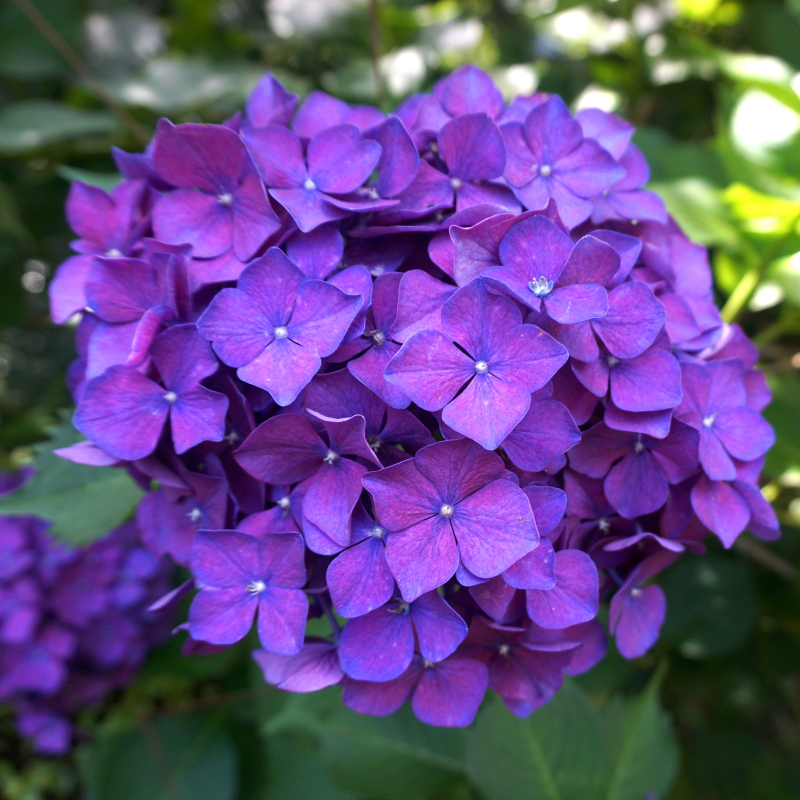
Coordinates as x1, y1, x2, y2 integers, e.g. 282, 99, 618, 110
763, 372, 800, 475
79, 713, 238, 800
650, 178, 741, 248
57, 165, 123, 192
605, 663, 680, 800
0, 101, 119, 155
267, 688, 466, 800
465, 682, 608, 800
661, 553, 758, 658
0, 413, 143, 545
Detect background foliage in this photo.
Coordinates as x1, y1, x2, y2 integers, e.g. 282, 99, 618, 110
1, 0, 799, 798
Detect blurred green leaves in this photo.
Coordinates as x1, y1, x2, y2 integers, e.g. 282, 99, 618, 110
0, 413, 143, 545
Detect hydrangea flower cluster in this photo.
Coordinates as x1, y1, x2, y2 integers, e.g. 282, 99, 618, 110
0, 472, 171, 753
49, 66, 779, 727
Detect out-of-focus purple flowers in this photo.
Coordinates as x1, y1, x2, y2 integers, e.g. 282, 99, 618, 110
47, 65, 779, 729
0, 479, 170, 754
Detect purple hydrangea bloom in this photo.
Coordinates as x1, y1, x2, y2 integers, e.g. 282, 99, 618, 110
47, 65, 781, 729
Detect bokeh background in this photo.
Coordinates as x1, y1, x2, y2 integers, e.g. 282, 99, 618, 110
1, 0, 800, 798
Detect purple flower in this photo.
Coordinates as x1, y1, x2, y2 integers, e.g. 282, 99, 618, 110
74, 324, 228, 461
242, 123, 392, 232
253, 638, 343, 692
385, 279, 567, 450
234, 412, 379, 553
244, 73, 298, 128
501, 96, 624, 228
291, 91, 385, 139
49, 179, 147, 324
569, 421, 699, 518
338, 591, 467, 681
676, 359, 775, 481
362, 438, 539, 601
152, 120, 280, 260
197, 248, 361, 405
188, 529, 308, 654
342, 654, 488, 727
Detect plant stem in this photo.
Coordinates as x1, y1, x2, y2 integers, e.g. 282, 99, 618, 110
368, 0, 385, 105
10, 0, 151, 146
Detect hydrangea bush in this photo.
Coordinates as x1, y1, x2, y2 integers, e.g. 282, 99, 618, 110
49, 65, 779, 728
0, 472, 171, 753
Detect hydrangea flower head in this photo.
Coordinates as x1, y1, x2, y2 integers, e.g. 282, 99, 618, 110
48, 66, 780, 729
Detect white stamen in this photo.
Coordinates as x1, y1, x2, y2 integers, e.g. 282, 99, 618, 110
274, 326, 288, 339
323, 450, 338, 464
607, 355, 620, 367
105, 248, 122, 257
529, 276, 554, 297
475, 360, 489, 374
217, 193, 233, 205
187, 507, 202, 522
634, 440, 645, 453
370, 330, 386, 346
278, 496, 290, 509
370, 525, 386, 539
630, 587, 642, 598
429, 141, 439, 155
440, 504, 454, 517
422, 659, 435, 668
499, 644, 511, 657
304, 178, 316, 191
597, 518, 610, 532
602, 189, 609, 197
450, 177, 463, 190
702, 414, 717, 428
631, 219, 639, 226
539, 164, 552, 177
247, 580, 266, 595
163, 391, 178, 403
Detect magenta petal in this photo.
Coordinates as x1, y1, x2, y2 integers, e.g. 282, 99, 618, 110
238, 338, 319, 406
545, 284, 608, 324
235, 414, 325, 484
610, 349, 682, 412
348, 342, 408, 409
699, 427, 737, 481
502, 399, 581, 473
241, 124, 306, 188
170, 387, 228, 453
503, 538, 556, 590
254, 587, 307, 656
713, 407, 775, 462
152, 189, 232, 258
605, 450, 669, 519
245, 74, 298, 127
411, 591, 468, 662
412, 659, 488, 727
253, 640, 343, 693
454, 480, 538, 578
269, 187, 350, 233
301, 458, 366, 548
197, 288, 270, 367
289, 280, 361, 356
188, 588, 256, 645
231, 169, 281, 260
86, 257, 160, 323
49, 255, 92, 323
434, 64, 504, 118
593, 282, 666, 359
523, 485, 567, 536
339, 605, 414, 681
385, 515, 459, 602
438, 113, 506, 181
364, 116, 420, 197
327, 538, 394, 618
285, 223, 344, 280
610, 583, 666, 659
384, 329, 474, 411
391, 270, 456, 343
526, 550, 599, 629
308, 124, 382, 194
691, 476, 750, 548
342, 662, 420, 717
73, 366, 168, 460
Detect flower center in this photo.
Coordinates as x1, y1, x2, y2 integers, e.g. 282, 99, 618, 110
475, 360, 489, 374
389, 599, 410, 615
370, 525, 385, 539
606, 355, 620, 367
498, 644, 511, 658
368, 330, 385, 346
247, 580, 266, 595
187, 507, 202, 522
304, 178, 316, 191
529, 276, 554, 297
163, 391, 178, 403
539, 164, 552, 177
429, 141, 439, 155
630, 587, 642, 598
422, 659, 435, 668
105, 248, 122, 257
597, 517, 610, 532
440, 504, 454, 517
367, 435, 382, 452
278, 496, 290, 509
702, 414, 717, 428
323, 450, 338, 465
634, 440, 645, 454
450, 177, 463, 190
217, 193, 233, 205
274, 326, 289, 339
